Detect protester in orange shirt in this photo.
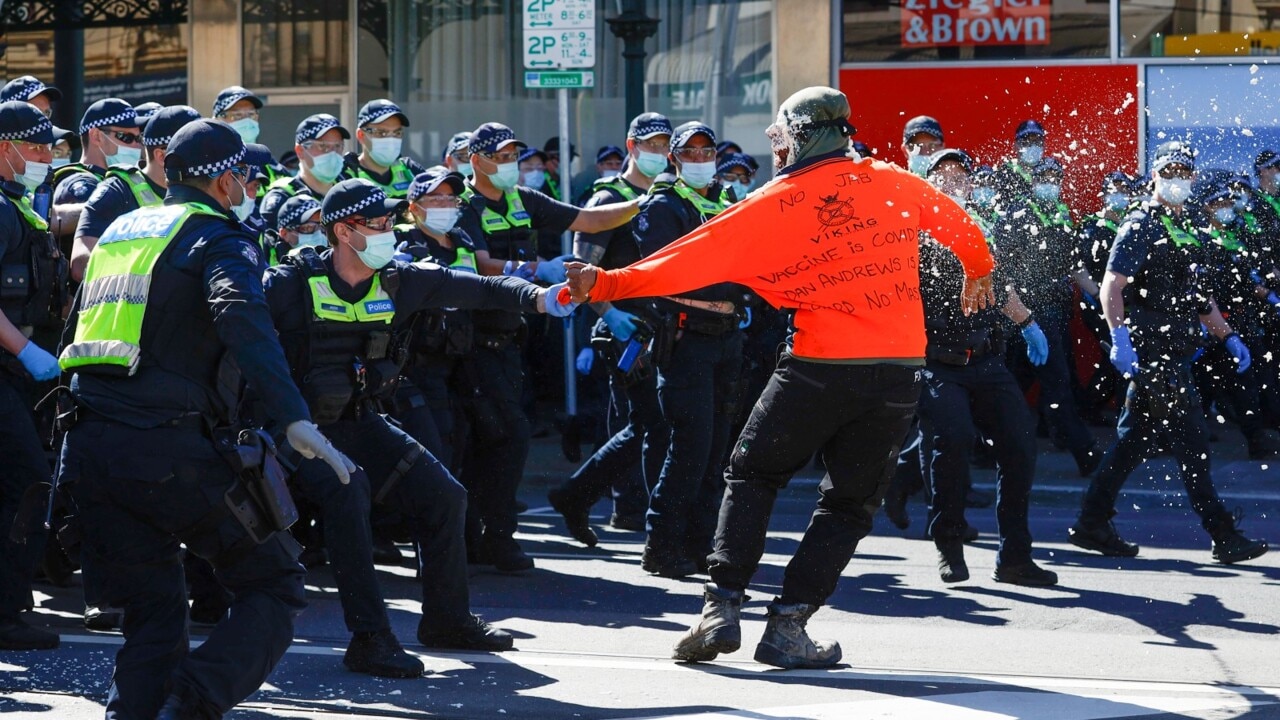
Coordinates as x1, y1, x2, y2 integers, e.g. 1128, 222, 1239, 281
566, 86, 996, 670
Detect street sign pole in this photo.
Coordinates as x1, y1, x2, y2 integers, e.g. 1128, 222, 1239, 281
524, 0, 596, 425
558, 86, 576, 419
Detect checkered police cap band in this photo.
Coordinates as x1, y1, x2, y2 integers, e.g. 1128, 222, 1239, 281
298, 116, 341, 144
213, 89, 256, 117
322, 185, 389, 225
82, 109, 137, 135
280, 198, 322, 228
3, 77, 44, 102
0, 113, 53, 142
181, 145, 248, 179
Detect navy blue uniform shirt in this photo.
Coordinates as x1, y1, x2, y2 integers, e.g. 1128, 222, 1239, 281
75, 172, 165, 241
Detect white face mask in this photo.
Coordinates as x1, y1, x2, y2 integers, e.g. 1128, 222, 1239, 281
232, 179, 255, 222
51, 157, 71, 170
488, 161, 520, 191
422, 207, 460, 234
14, 158, 49, 192
354, 229, 398, 269
1104, 192, 1129, 212
295, 230, 327, 248
369, 137, 402, 167
106, 143, 142, 168
455, 161, 474, 178
1213, 207, 1236, 225
635, 150, 667, 178
521, 169, 546, 190
1018, 145, 1044, 166
600, 169, 620, 179
309, 151, 344, 184
907, 153, 931, 177
1156, 175, 1192, 206
680, 161, 717, 189
230, 118, 260, 144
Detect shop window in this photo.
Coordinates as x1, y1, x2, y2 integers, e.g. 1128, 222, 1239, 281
243, 0, 349, 88
1123, 0, 1280, 56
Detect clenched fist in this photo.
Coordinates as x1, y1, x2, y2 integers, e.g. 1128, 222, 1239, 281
564, 262, 599, 304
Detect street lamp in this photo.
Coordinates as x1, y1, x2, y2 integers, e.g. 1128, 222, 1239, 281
606, 0, 659, 123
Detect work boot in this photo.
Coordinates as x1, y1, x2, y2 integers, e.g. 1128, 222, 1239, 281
992, 561, 1059, 587
418, 614, 513, 652
155, 684, 220, 720
1210, 511, 1269, 564
672, 583, 744, 662
547, 487, 598, 547
343, 630, 425, 678
881, 483, 910, 530
641, 544, 697, 579
753, 601, 842, 670
0, 617, 59, 650
1068, 517, 1139, 557
936, 539, 969, 583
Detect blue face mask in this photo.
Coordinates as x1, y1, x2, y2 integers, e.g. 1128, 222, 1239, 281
354, 229, 398, 269
1019, 145, 1044, 166
727, 180, 750, 202
680, 161, 716, 189
309, 151, 344, 184
970, 186, 996, 207
636, 150, 668, 178
1214, 207, 1237, 225
106, 144, 142, 168
907, 153, 931, 177
1104, 192, 1129, 213
1033, 182, 1060, 203
488, 162, 520, 191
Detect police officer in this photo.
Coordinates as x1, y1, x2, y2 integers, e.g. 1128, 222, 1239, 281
634, 120, 747, 578
900, 115, 945, 177
458, 121, 641, 570
919, 149, 1057, 586
340, 99, 427, 198
260, 113, 350, 229
443, 131, 474, 178
394, 167, 480, 470
716, 152, 756, 203
71, 105, 202, 281
263, 178, 578, 675
57, 118, 354, 719
1069, 141, 1268, 565
272, 194, 326, 260
992, 119, 1046, 204
133, 102, 162, 124
0, 75, 61, 117
996, 157, 1100, 476
0, 101, 64, 651
542, 136, 577, 201
239, 142, 276, 253
548, 112, 676, 546
1075, 171, 1135, 421
51, 98, 144, 244
213, 85, 264, 145
1190, 172, 1280, 458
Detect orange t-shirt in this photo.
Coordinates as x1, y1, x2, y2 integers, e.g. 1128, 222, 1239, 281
589, 154, 994, 361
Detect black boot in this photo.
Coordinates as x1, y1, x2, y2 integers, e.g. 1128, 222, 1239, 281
547, 487, 598, 547
0, 616, 59, 650
641, 542, 697, 579
418, 613, 514, 652
1210, 511, 1269, 564
881, 482, 910, 530
344, 630, 425, 678
672, 583, 744, 662
1069, 517, 1139, 557
936, 539, 969, 583
753, 601, 842, 670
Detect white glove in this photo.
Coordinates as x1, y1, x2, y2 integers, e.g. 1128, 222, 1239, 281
286, 420, 357, 484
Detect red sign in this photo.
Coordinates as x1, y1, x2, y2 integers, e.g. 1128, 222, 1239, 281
901, 0, 1052, 47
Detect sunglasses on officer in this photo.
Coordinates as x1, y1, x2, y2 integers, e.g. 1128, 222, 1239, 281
343, 214, 395, 232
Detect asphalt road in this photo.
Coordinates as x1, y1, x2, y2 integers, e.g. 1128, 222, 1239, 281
4, 431, 1279, 719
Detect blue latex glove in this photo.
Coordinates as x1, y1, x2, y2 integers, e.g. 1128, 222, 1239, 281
1267, 291, 1280, 313
543, 282, 578, 318
1021, 321, 1049, 366
16, 341, 60, 381
1225, 334, 1252, 374
392, 240, 414, 264
503, 260, 537, 282
575, 347, 594, 375
739, 306, 753, 330
602, 307, 638, 342
535, 254, 570, 284
1108, 326, 1140, 377
1080, 290, 1099, 309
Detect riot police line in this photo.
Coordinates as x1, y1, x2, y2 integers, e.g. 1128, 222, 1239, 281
0, 77, 1272, 717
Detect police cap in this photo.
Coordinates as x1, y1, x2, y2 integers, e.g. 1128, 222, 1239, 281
0, 76, 62, 104
81, 98, 142, 135
408, 167, 465, 201
277, 195, 323, 231
671, 121, 716, 149
1152, 141, 1195, 173
0, 101, 55, 145
1015, 120, 1046, 141
321, 178, 407, 226
903, 115, 944, 143
925, 148, 973, 177
357, 99, 410, 128
627, 112, 673, 141
143, 105, 202, 147
469, 123, 525, 155
163, 119, 247, 182
213, 86, 263, 118
295, 113, 350, 146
